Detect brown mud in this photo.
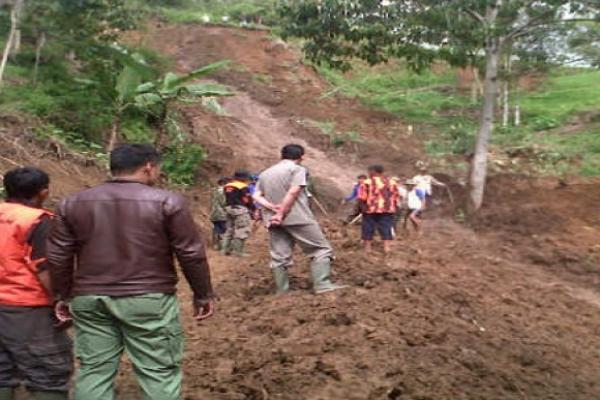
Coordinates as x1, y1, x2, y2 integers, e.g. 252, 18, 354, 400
2, 23, 600, 400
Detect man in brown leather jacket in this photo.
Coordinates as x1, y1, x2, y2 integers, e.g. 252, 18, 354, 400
47, 144, 214, 400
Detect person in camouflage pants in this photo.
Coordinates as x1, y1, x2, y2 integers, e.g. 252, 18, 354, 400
210, 177, 229, 250
221, 170, 254, 257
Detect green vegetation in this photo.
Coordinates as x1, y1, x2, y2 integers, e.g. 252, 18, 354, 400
318, 61, 600, 176
519, 69, 600, 129
317, 63, 470, 124
0, 0, 230, 185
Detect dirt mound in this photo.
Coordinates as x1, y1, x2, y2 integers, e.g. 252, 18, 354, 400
0, 118, 104, 205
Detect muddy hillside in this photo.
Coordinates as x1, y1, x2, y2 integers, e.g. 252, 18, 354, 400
3, 23, 600, 400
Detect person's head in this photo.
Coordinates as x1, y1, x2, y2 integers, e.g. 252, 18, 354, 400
357, 174, 367, 183
217, 177, 229, 186
110, 144, 161, 185
367, 165, 384, 177
233, 170, 251, 182
3, 167, 50, 207
281, 144, 305, 163
415, 160, 428, 172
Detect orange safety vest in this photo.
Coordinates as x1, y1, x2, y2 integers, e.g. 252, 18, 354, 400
0, 202, 53, 306
358, 176, 398, 214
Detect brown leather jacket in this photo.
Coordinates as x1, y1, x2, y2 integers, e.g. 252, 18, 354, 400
47, 180, 214, 301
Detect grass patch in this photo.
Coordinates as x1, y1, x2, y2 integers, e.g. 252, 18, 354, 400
317, 62, 472, 125
520, 69, 600, 129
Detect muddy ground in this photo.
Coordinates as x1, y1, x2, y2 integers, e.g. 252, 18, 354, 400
2, 23, 600, 400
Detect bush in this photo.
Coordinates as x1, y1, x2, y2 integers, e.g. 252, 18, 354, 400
161, 143, 206, 185
530, 116, 560, 131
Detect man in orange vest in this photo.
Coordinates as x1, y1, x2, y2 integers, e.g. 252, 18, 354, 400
0, 167, 73, 400
358, 165, 400, 255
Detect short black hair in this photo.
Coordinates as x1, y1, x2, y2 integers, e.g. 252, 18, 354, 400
234, 170, 251, 180
3, 167, 49, 200
358, 174, 367, 179
217, 177, 229, 185
110, 144, 161, 175
281, 144, 305, 160
368, 165, 384, 174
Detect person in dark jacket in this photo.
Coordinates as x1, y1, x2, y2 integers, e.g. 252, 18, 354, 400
47, 144, 215, 400
0, 167, 73, 400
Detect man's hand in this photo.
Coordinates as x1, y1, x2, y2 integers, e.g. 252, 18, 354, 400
193, 298, 215, 322
268, 211, 285, 227
54, 300, 72, 329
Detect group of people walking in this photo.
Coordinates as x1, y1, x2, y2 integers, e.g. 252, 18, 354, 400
342, 162, 447, 254
0, 139, 445, 399
0, 142, 349, 400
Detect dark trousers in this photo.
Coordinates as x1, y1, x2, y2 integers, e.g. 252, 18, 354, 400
361, 213, 395, 240
0, 305, 73, 393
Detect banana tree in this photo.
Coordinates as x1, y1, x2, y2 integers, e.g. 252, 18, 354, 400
132, 60, 231, 148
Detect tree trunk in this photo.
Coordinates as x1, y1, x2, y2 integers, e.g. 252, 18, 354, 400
502, 52, 512, 128
108, 112, 121, 152
514, 104, 521, 126
12, 29, 21, 57
473, 67, 483, 98
469, 39, 501, 211
0, 0, 23, 91
33, 31, 46, 85
501, 81, 509, 127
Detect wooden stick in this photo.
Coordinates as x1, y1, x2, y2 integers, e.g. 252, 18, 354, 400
348, 213, 362, 225
311, 195, 330, 217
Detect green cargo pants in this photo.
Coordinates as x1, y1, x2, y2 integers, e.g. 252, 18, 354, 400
70, 293, 183, 400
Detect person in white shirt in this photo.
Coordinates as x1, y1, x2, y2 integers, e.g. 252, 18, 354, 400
411, 161, 446, 209
403, 179, 425, 234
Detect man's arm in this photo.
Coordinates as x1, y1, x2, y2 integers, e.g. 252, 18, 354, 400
28, 216, 53, 296
343, 184, 359, 203
165, 194, 215, 304
46, 201, 78, 300
252, 188, 279, 211
430, 175, 446, 186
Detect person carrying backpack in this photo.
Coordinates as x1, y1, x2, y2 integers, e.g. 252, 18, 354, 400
358, 165, 399, 254
221, 170, 254, 257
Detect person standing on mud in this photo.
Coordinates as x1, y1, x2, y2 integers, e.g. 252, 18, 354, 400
358, 165, 399, 254
0, 167, 73, 400
221, 170, 254, 257
47, 144, 215, 400
210, 177, 229, 250
341, 174, 367, 223
252, 144, 346, 294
